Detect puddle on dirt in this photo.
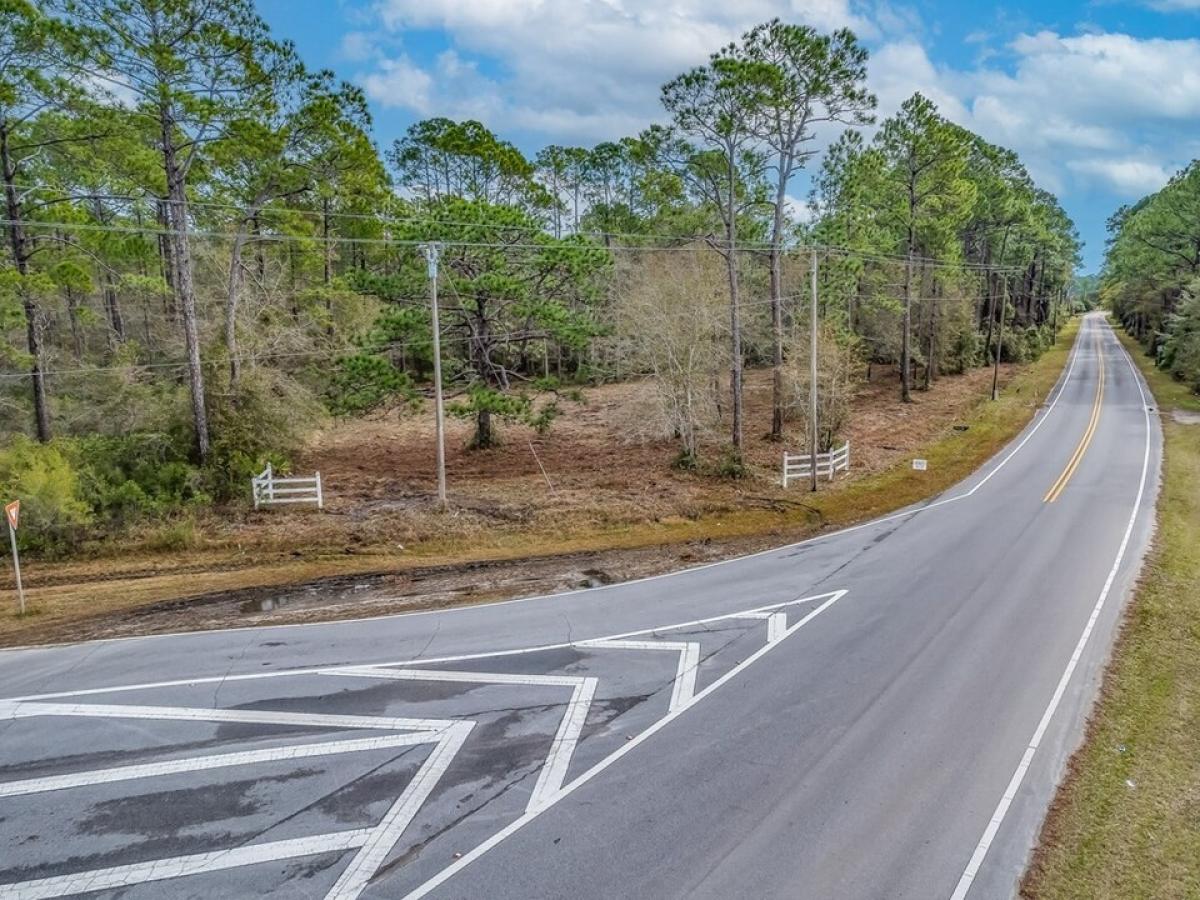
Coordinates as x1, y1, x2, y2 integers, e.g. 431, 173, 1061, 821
240, 580, 381, 614
1171, 408, 1200, 425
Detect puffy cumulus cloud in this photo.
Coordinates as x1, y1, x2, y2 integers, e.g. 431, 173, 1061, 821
358, 0, 872, 142
1067, 158, 1173, 196
851, 31, 1199, 198
966, 32, 1200, 195
353, 3, 1199, 209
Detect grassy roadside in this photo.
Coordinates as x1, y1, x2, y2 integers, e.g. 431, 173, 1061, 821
1022, 323, 1200, 898
1, 320, 1079, 645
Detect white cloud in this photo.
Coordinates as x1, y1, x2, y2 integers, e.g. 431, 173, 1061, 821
338, 31, 378, 62
1145, 0, 1200, 10
353, 4, 1199, 219
359, 0, 873, 142
1067, 157, 1173, 195
361, 55, 434, 114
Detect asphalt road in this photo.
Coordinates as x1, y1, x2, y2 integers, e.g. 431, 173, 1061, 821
0, 312, 1161, 900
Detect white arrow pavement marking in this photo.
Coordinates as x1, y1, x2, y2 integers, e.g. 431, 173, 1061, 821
578, 640, 700, 712
0, 734, 438, 798
323, 667, 598, 813
0, 830, 375, 900
402, 589, 848, 900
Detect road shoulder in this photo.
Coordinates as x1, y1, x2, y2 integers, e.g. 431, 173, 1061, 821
1022, 323, 1200, 898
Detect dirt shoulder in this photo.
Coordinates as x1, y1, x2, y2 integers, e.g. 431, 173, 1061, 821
0, 326, 1077, 647
1022, 325, 1200, 899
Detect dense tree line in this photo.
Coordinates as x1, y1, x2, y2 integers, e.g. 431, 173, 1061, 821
0, 1, 1079, 550
1105, 161, 1200, 391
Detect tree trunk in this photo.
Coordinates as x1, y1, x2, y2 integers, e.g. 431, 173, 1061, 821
901, 245, 913, 403
103, 272, 125, 348
991, 280, 1007, 401
475, 408, 493, 450
322, 196, 332, 285
160, 109, 210, 462
66, 285, 84, 360
924, 274, 937, 390
91, 199, 126, 347
226, 224, 250, 387
1, 116, 51, 441
725, 152, 743, 452
768, 157, 789, 442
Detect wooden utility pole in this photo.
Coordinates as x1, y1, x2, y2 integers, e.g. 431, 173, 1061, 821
810, 248, 819, 493
422, 243, 448, 508
992, 277, 1008, 401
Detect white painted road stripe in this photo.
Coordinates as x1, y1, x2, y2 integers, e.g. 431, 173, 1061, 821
0, 733, 436, 798
949, 320, 1153, 899
579, 640, 700, 711
3, 593, 833, 704
324, 666, 599, 813
0, 701, 452, 733
0, 830, 373, 900
401, 589, 850, 899
326, 721, 474, 900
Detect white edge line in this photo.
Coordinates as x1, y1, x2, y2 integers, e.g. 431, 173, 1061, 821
0, 733, 435, 798
0, 323, 1086, 657
4, 592, 842, 703
400, 588, 849, 900
948, 318, 1155, 900
0, 829, 374, 900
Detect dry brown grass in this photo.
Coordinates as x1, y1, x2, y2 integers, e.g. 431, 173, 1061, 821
0, 327, 1074, 646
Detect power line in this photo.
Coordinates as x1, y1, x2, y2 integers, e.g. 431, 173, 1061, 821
3, 215, 1037, 272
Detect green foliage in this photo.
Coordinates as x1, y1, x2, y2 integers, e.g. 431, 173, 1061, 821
64, 434, 206, 525
712, 449, 749, 479
1106, 163, 1200, 352
204, 371, 321, 500
0, 437, 92, 553
446, 386, 559, 449
1160, 280, 1200, 391
329, 353, 419, 416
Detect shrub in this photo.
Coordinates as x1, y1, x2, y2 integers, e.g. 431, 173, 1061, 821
204, 370, 323, 500
0, 437, 92, 553
65, 433, 206, 525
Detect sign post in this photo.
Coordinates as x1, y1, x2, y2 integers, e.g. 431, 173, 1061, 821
5, 500, 24, 615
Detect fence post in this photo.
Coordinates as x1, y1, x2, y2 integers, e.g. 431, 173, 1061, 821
781, 453, 788, 488
315, 472, 324, 510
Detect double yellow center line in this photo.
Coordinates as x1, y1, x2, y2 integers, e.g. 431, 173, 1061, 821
1044, 331, 1105, 503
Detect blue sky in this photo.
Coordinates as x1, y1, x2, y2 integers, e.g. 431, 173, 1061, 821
257, 0, 1200, 272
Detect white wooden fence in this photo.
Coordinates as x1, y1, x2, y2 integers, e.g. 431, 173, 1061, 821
782, 442, 850, 487
252, 463, 323, 509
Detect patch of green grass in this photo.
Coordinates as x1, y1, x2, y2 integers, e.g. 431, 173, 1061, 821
1022, 322, 1200, 899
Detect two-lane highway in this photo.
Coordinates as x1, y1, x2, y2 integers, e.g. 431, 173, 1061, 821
0, 312, 1160, 899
